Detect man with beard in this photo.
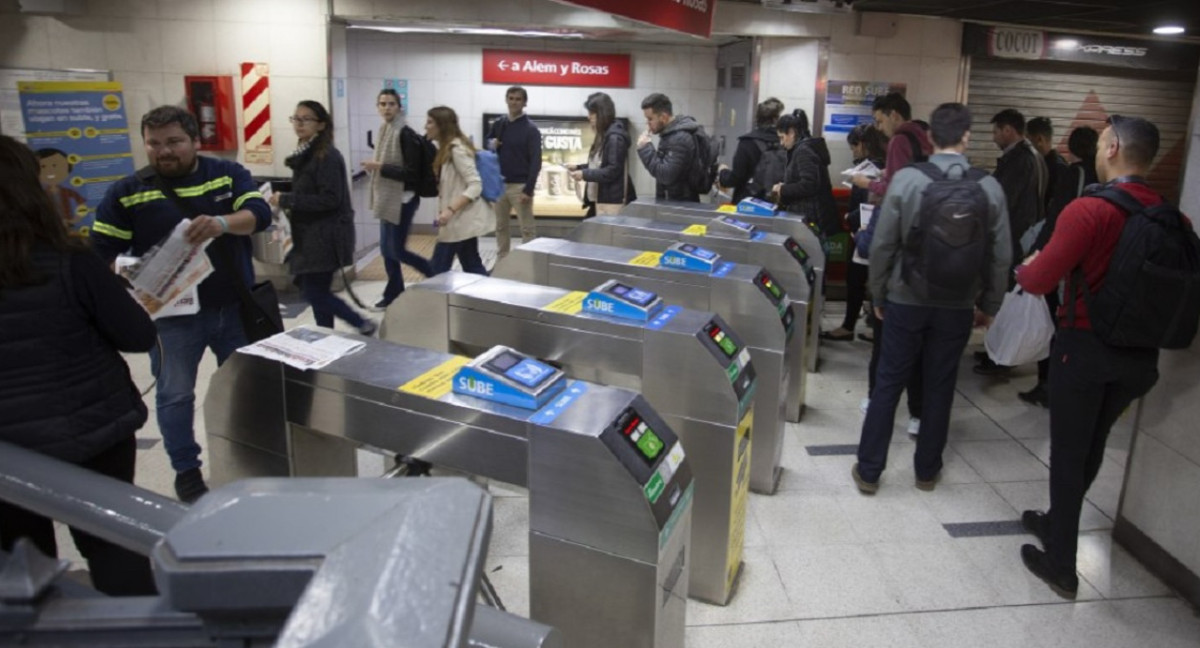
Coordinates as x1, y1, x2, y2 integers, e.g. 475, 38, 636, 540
91, 105, 271, 503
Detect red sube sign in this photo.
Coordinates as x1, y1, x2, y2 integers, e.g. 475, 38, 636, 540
553, 0, 715, 38
482, 50, 632, 88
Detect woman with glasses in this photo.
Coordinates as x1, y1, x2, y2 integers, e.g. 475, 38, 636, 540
270, 101, 376, 335
425, 105, 492, 275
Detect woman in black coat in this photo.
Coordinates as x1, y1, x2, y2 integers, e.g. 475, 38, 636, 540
271, 101, 375, 335
771, 109, 839, 237
571, 92, 636, 216
0, 135, 157, 596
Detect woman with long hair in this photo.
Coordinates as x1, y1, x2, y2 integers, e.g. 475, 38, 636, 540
426, 105, 492, 275
772, 109, 839, 237
270, 100, 376, 335
0, 134, 157, 596
570, 92, 636, 216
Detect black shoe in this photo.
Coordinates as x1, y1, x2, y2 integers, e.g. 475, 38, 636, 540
974, 350, 990, 363
1020, 544, 1078, 599
1022, 509, 1050, 546
374, 299, 391, 310
857, 332, 875, 342
851, 463, 879, 495
973, 358, 1012, 376
174, 468, 208, 504
1018, 384, 1050, 408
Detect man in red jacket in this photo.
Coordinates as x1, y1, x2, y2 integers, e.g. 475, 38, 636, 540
1014, 115, 1169, 598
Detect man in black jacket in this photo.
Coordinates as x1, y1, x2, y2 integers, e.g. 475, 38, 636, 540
637, 93, 703, 202
1027, 117, 1067, 214
990, 109, 1048, 259
718, 97, 785, 202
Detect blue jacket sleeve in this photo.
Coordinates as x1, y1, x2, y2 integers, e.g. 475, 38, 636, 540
89, 181, 136, 263
229, 162, 272, 233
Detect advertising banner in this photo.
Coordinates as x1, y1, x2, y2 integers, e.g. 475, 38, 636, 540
18, 81, 136, 236
823, 81, 906, 134
552, 0, 715, 38
962, 24, 1200, 72
483, 50, 632, 88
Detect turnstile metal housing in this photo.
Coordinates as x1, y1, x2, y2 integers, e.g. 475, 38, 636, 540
571, 213, 812, 421
385, 272, 755, 605
205, 337, 693, 648
493, 238, 792, 495
622, 198, 826, 375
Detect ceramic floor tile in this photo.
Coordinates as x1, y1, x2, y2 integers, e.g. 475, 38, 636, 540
794, 613, 924, 647
685, 621, 802, 647
836, 491, 946, 543
686, 546, 796, 625
1075, 532, 1173, 598
917, 482, 1018, 525
945, 407, 1012, 441
487, 496, 530, 558
981, 404, 1051, 439
953, 535, 1104, 605
869, 540, 1002, 611
990, 481, 1112, 532
751, 490, 860, 546
770, 544, 906, 618
909, 606, 1029, 648
952, 439, 1049, 482
1085, 474, 1125, 520
481, 555, 529, 619
1008, 598, 1200, 648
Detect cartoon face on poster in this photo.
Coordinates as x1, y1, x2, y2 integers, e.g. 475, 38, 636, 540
18, 81, 137, 236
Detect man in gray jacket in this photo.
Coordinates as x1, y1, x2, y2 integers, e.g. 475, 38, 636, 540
853, 102, 1012, 494
637, 93, 702, 202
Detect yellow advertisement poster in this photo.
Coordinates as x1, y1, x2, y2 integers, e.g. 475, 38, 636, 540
541, 291, 587, 315
628, 251, 663, 267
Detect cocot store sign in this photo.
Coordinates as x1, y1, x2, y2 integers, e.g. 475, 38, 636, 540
482, 50, 632, 88
554, 0, 715, 38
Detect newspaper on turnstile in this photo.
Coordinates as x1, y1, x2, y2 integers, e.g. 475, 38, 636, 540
238, 326, 367, 371
117, 219, 213, 319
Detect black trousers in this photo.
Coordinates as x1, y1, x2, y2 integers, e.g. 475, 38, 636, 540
868, 308, 924, 418
0, 437, 157, 596
1035, 291, 1061, 385
1046, 329, 1158, 573
841, 261, 868, 332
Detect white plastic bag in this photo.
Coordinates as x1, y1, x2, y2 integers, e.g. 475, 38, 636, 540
985, 288, 1054, 366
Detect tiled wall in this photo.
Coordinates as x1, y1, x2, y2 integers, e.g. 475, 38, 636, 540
344, 30, 718, 225
0, 0, 331, 179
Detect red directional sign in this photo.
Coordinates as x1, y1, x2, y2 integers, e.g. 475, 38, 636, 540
553, 0, 716, 38
482, 50, 632, 88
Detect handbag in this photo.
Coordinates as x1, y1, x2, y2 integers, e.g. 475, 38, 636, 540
985, 287, 1054, 366
152, 175, 284, 342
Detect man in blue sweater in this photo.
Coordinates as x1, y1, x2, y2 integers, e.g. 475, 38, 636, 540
91, 106, 271, 503
487, 86, 542, 258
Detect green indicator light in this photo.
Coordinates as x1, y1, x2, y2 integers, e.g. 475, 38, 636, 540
717, 335, 737, 357
637, 429, 664, 460
644, 472, 665, 503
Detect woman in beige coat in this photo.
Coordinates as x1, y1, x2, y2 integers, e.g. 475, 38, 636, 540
425, 106, 492, 275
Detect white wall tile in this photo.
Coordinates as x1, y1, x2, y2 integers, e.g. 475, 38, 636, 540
159, 20, 217, 74
874, 54, 923, 96
46, 17, 110, 70
87, 0, 158, 18
158, 0, 213, 21
829, 13, 875, 55
213, 21, 272, 76
917, 56, 961, 107
921, 16, 963, 59
105, 18, 164, 73
826, 53, 876, 83
355, 39, 397, 79
874, 15, 925, 56
267, 24, 326, 78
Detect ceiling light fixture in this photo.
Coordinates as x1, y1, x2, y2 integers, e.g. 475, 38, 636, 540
1153, 25, 1185, 35
1053, 39, 1080, 49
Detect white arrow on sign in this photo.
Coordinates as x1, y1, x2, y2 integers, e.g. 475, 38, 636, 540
498, 60, 509, 71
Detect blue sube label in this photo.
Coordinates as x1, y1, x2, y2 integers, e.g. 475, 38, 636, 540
736, 197, 777, 216
645, 305, 682, 330
529, 382, 589, 425
660, 242, 721, 274
720, 216, 753, 231
712, 262, 735, 278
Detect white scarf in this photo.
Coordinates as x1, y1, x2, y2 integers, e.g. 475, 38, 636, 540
370, 119, 408, 224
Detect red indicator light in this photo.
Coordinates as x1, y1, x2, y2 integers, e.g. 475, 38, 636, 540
623, 417, 639, 436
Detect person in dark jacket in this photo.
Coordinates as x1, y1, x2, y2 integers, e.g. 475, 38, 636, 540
487, 86, 542, 258
1027, 117, 1068, 213
718, 97, 785, 202
271, 101, 375, 335
570, 91, 636, 215
637, 93, 703, 202
772, 109, 839, 237
0, 135, 157, 596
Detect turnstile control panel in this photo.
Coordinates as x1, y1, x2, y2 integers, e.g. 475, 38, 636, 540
711, 214, 757, 238
660, 242, 720, 273
736, 197, 777, 216
454, 346, 567, 410
700, 319, 757, 407
753, 270, 795, 341
602, 405, 689, 511
584, 280, 664, 322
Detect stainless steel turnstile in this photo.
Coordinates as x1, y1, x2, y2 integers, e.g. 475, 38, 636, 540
493, 238, 793, 495
622, 198, 826, 375
571, 213, 812, 421
384, 271, 755, 605
204, 338, 693, 648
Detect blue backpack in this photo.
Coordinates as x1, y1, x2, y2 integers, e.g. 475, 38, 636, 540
475, 149, 505, 202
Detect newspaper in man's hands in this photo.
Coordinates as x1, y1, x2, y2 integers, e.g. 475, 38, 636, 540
119, 219, 213, 318
259, 181, 293, 257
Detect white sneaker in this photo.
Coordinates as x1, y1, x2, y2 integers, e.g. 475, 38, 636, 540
907, 417, 920, 438
860, 398, 870, 414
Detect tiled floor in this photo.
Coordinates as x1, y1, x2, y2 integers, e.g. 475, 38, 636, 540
56, 242, 1200, 646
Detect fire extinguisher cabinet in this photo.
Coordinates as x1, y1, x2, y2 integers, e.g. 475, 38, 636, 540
184, 75, 236, 152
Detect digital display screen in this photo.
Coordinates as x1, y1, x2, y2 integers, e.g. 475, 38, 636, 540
721, 216, 752, 231
679, 244, 716, 260
759, 272, 784, 301
620, 410, 665, 462
485, 351, 521, 373
608, 283, 657, 306
705, 322, 738, 358
784, 238, 809, 263
505, 358, 555, 388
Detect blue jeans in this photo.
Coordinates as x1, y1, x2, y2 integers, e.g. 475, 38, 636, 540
151, 303, 248, 472
431, 238, 488, 276
380, 198, 433, 305
296, 271, 367, 330
856, 302, 973, 482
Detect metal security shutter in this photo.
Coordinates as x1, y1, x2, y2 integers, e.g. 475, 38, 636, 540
965, 57, 1195, 201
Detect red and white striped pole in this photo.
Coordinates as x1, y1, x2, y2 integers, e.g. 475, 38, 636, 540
240, 62, 272, 165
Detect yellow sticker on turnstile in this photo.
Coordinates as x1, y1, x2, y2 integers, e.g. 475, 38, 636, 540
682, 224, 707, 236
727, 408, 752, 593
628, 251, 663, 267
397, 355, 471, 400
541, 291, 587, 315
716, 204, 737, 213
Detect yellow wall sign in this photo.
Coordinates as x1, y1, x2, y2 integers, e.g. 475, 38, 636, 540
397, 355, 471, 400
726, 408, 753, 593
681, 224, 707, 236
628, 251, 663, 267
541, 291, 587, 315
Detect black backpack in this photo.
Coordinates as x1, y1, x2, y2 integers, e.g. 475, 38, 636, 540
746, 138, 787, 200
897, 130, 929, 165
1072, 187, 1200, 349
400, 125, 439, 198
689, 126, 719, 196
901, 162, 991, 301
